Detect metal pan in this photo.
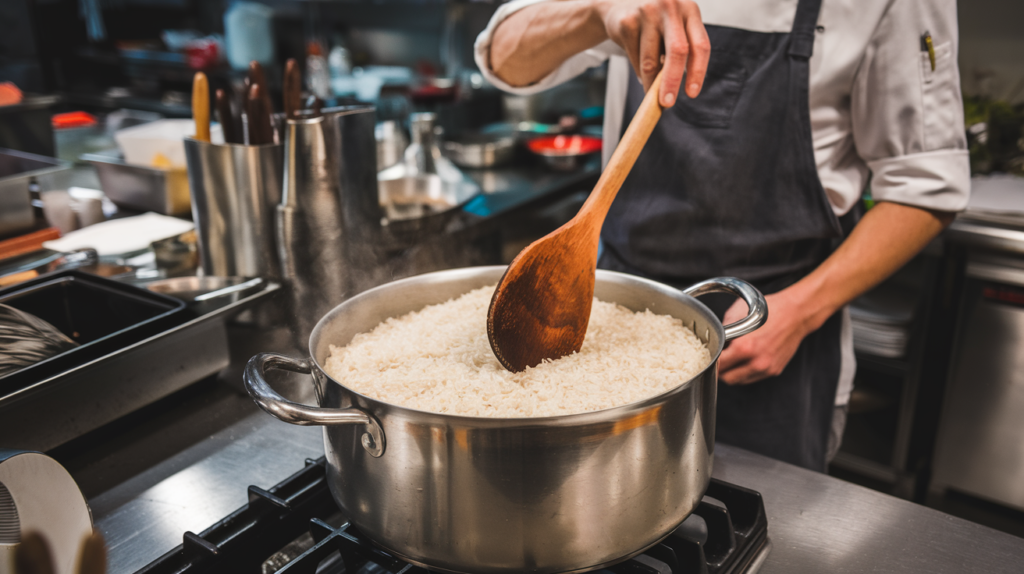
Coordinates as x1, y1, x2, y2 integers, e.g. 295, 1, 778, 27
0, 270, 187, 396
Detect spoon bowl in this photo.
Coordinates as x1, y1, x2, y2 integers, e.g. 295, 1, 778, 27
487, 71, 667, 372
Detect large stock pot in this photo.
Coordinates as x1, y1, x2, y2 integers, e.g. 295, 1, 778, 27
244, 266, 767, 574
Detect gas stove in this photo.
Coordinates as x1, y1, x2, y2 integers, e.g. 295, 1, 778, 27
134, 457, 769, 574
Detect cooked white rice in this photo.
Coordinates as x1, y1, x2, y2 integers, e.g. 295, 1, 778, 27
323, 286, 711, 418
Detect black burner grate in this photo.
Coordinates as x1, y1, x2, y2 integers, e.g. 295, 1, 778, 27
137, 458, 767, 574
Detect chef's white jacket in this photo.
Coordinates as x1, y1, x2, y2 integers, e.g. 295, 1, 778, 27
475, 0, 970, 215
474, 0, 970, 406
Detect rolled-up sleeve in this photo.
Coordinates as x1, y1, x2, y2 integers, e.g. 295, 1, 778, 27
851, 0, 969, 212
474, 0, 621, 96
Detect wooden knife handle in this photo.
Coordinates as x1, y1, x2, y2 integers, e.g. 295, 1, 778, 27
283, 58, 301, 119
247, 83, 272, 145
215, 89, 239, 144
191, 72, 211, 143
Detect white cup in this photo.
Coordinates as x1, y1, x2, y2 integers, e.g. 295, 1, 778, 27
69, 187, 106, 228
41, 190, 77, 234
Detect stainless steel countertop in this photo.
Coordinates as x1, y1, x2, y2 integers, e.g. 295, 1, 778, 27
90, 399, 1024, 573
947, 213, 1024, 255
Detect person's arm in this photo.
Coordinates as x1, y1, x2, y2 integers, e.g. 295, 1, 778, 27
718, 203, 952, 384
489, 0, 710, 108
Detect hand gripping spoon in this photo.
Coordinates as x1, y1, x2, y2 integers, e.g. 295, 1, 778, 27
487, 70, 666, 372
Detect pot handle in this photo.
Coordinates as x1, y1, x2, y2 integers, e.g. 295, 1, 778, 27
244, 352, 385, 457
681, 277, 768, 341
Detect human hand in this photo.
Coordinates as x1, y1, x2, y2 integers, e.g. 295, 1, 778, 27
592, 0, 710, 106
718, 288, 816, 385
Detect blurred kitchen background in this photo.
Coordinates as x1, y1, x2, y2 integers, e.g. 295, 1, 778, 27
1, 0, 1024, 558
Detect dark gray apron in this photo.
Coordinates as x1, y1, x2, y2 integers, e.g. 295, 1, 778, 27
599, 0, 843, 471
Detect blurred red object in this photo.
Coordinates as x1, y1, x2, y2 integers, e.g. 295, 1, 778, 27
0, 82, 23, 106
527, 135, 602, 155
52, 111, 98, 129
185, 39, 220, 70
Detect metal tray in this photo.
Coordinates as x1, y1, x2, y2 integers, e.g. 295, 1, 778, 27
0, 270, 188, 396
0, 280, 280, 451
82, 149, 191, 216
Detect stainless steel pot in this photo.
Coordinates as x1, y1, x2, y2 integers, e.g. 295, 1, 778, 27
244, 266, 767, 574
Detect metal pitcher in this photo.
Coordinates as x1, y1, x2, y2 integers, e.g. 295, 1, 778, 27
277, 106, 381, 346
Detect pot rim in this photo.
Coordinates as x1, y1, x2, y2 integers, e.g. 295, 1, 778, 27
307, 265, 725, 425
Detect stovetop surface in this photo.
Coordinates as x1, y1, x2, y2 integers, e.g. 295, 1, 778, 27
86, 389, 1024, 574
134, 457, 769, 574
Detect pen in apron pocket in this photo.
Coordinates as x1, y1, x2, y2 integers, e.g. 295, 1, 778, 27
921, 31, 936, 71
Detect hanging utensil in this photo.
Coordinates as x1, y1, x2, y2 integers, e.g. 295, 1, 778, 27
486, 70, 666, 372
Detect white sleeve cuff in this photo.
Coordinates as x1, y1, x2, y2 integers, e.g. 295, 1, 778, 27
867, 149, 971, 212
474, 0, 619, 96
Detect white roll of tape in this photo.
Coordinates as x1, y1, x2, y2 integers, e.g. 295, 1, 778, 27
0, 450, 93, 574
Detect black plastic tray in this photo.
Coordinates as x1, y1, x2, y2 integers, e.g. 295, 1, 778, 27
0, 270, 188, 395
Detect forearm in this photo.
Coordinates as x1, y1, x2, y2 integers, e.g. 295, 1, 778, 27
790, 202, 955, 332
490, 1, 607, 88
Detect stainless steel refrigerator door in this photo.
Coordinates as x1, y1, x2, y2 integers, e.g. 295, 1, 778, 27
932, 257, 1024, 512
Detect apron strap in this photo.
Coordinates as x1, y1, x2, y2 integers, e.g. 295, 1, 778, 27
787, 0, 824, 59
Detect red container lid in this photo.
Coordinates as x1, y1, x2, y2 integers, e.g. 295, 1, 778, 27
52, 111, 98, 129
527, 135, 602, 156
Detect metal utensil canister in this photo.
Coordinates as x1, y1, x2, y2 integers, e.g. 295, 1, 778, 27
183, 139, 283, 280
277, 106, 381, 346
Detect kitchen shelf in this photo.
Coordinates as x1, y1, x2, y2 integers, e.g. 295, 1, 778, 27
854, 352, 910, 377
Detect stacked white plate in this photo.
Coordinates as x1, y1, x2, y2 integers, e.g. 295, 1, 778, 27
850, 282, 917, 359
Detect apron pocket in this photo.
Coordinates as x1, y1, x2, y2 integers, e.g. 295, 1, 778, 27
672, 53, 748, 128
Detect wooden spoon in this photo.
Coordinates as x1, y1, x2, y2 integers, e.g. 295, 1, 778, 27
191, 72, 210, 143
487, 70, 666, 372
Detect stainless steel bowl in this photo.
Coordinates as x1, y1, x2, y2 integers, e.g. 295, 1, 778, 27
244, 266, 766, 574
442, 133, 516, 168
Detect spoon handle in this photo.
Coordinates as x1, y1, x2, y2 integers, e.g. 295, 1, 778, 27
576, 69, 665, 230
191, 72, 210, 143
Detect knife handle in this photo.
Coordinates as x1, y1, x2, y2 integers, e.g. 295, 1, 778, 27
215, 89, 239, 144
283, 58, 301, 119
